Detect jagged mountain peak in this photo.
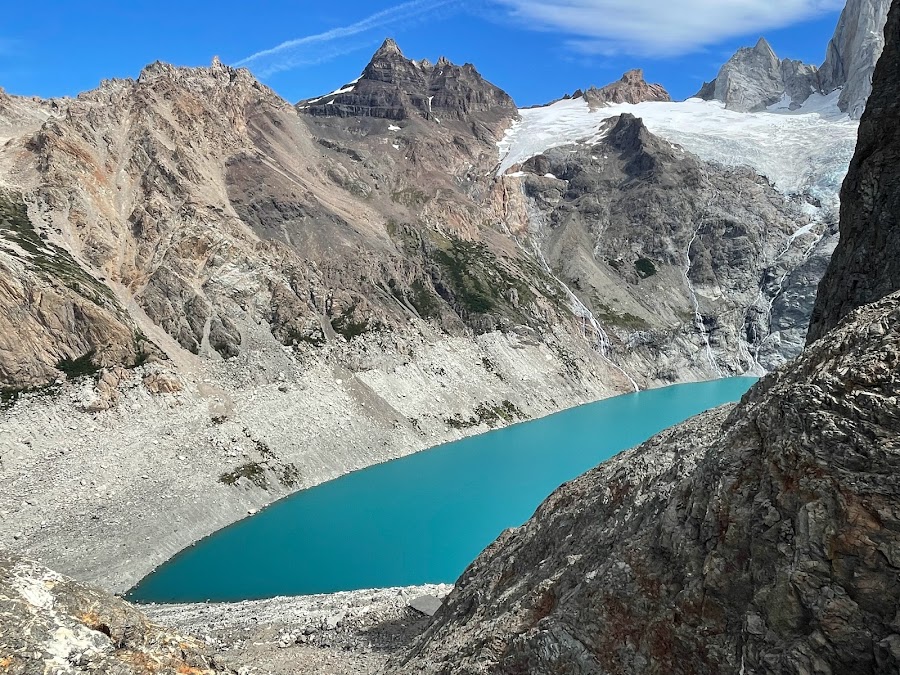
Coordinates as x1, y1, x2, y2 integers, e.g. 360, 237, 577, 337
620, 68, 646, 82
696, 36, 816, 112
298, 38, 515, 123
699, 0, 890, 116
752, 35, 777, 55
135, 57, 257, 88
374, 36, 403, 57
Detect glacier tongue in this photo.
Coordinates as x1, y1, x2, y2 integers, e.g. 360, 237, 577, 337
498, 95, 859, 207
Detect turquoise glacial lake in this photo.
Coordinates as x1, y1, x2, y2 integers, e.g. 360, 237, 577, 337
128, 377, 755, 603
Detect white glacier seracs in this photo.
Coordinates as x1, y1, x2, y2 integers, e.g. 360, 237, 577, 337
497, 93, 859, 208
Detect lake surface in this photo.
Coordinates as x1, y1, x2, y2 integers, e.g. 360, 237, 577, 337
128, 377, 755, 603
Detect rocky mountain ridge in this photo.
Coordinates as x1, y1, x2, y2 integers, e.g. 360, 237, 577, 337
698, 0, 890, 116
298, 38, 516, 124
567, 69, 672, 107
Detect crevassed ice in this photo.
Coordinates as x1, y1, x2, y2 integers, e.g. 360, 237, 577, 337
497, 92, 859, 207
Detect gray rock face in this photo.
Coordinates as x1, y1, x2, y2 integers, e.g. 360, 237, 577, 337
0, 553, 234, 674
516, 113, 827, 376
298, 38, 516, 124
808, 0, 900, 342
698, 37, 819, 112
698, 0, 890, 117
394, 291, 900, 674
820, 0, 891, 117
709, 38, 800, 112
0, 192, 154, 389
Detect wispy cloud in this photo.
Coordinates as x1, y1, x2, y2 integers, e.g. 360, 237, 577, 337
492, 0, 844, 57
235, 0, 465, 77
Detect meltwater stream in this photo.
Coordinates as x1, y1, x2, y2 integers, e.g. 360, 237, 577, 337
128, 378, 756, 603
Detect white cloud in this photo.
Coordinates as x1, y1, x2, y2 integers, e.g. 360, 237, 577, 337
493, 0, 844, 57
235, 0, 464, 77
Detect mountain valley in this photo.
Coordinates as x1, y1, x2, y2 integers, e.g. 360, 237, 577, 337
1, 0, 898, 672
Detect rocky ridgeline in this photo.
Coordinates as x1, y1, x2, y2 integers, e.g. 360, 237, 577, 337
390, 2, 900, 671
581, 69, 672, 106
698, 0, 890, 115
0, 32, 830, 401
298, 38, 516, 124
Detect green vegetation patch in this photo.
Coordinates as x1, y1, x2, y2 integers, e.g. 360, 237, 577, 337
56, 350, 100, 379
635, 258, 658, 279
594, 302, 650, 330
0, 192, 119, 310
446, 399, 526, 429
391, 188, 430, 209
331, 303, 370, 341
220, 462, 269, 490
408, 278, 442, 319
219, 459, 301, 490
430, 236, 538, 319
1, 383, 61, 410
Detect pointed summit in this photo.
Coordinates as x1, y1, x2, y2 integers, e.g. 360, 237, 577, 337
374, 38, 403, 58
697, 0, 889, 117
753, 36, 776, 56
696, 36, 814, 112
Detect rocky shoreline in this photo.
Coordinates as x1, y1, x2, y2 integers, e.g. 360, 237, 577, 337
0, 322, 634, 595
143, 584, 453, 675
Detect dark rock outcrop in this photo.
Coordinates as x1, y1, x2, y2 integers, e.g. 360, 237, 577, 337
0, 554, 234, 674
808, 0, 900, 342
297, 38, 516, 124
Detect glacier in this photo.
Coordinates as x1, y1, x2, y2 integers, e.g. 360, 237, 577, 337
498, 92, 859, 208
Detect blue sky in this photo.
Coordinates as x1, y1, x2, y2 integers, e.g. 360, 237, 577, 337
2, 0, 844, 106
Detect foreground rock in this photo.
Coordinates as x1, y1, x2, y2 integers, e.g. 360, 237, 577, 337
0, 554, 234, 674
